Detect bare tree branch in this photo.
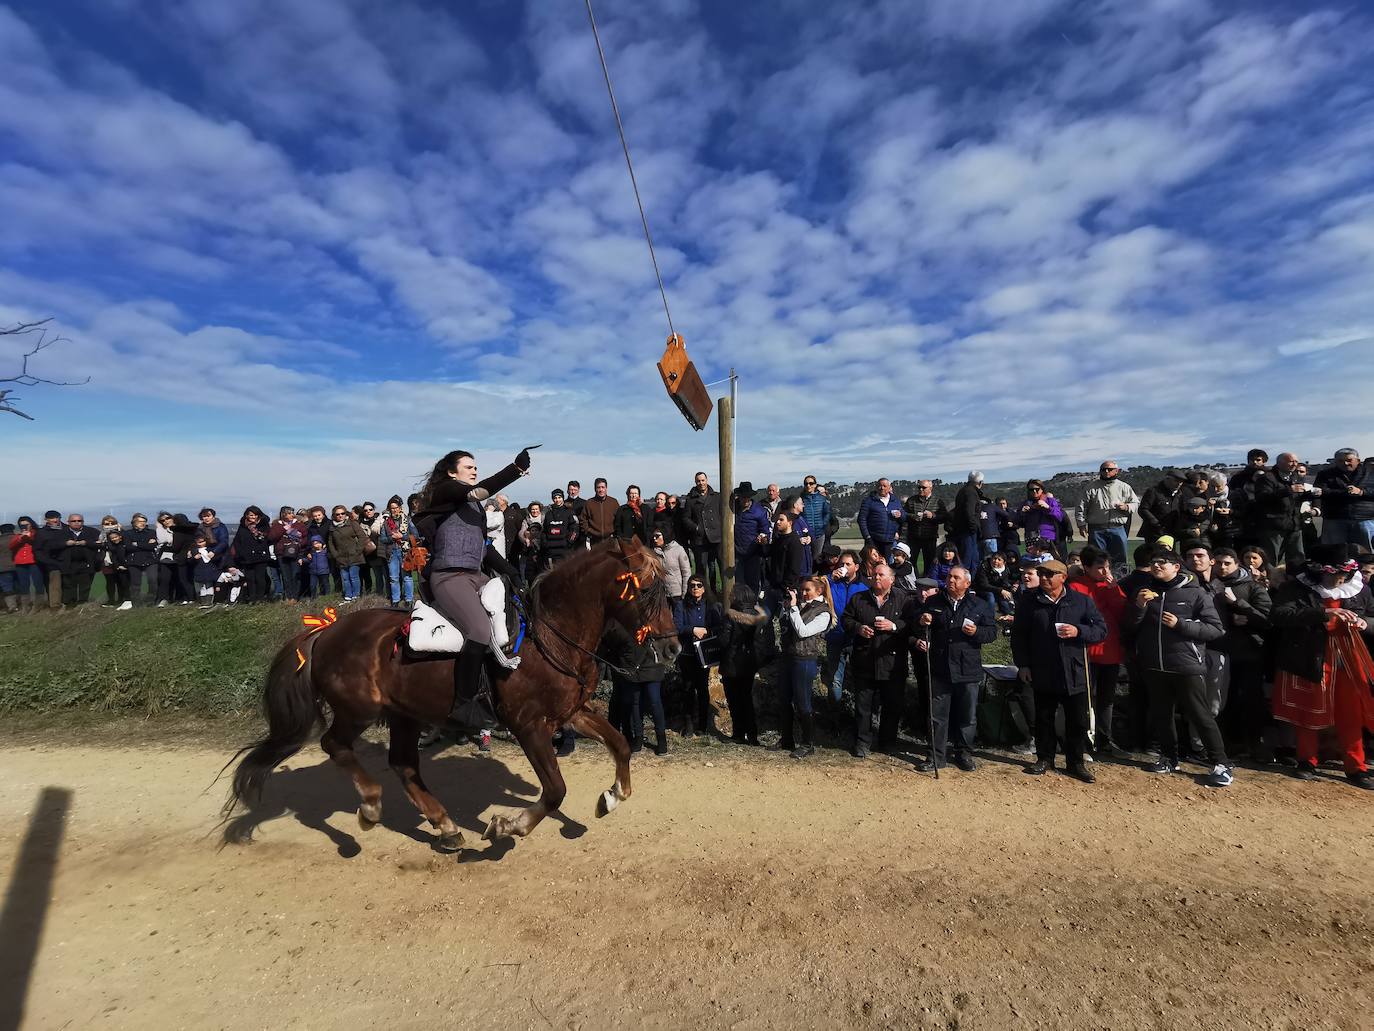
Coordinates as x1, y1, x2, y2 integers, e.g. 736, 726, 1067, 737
1, 318, 89, 418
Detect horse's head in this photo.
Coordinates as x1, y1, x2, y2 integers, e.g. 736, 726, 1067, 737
609, 537, 682, 667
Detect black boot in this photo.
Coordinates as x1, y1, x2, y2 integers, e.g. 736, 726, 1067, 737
448, 644, 497, 727
654, 730, 668, 756
791, 714, 815, 759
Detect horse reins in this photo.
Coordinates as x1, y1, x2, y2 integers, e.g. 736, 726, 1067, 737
527, 566, 669, 681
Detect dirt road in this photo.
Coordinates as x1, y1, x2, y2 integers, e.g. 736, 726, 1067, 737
1, 731, 1372, 1030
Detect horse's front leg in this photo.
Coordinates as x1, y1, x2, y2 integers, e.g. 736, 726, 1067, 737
567, 706, 632, 817
483, 718, 566, 841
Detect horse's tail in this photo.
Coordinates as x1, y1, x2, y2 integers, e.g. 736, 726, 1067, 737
222, 631, 323, 814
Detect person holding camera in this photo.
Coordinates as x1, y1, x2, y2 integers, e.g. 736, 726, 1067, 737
775, 576, 834, 759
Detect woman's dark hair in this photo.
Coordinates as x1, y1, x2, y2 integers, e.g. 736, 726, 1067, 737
239, 505, 269, 528
388, 494, 404, 509
421, 450, 474, 508
16, 515, 35, 529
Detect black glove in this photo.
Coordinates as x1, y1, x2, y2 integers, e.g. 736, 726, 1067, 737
514, 443, 541, 472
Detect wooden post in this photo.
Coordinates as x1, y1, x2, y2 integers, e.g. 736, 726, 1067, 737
717, 394, 734, 603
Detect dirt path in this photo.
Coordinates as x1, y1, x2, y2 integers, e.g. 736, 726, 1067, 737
1, 732, 1372, 1030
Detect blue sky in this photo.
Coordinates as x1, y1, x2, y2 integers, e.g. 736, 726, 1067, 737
2, 0, 1373, 516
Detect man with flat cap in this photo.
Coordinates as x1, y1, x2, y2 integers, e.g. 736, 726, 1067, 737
912, 565, 998, 772
1011, 558, 1108, 782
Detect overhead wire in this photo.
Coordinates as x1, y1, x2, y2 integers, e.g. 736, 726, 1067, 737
583, 0, 676, 340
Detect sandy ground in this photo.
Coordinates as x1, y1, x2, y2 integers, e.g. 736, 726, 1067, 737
1, 728, 1372, 1031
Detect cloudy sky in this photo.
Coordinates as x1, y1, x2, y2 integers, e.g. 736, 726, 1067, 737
1, 0, 1372, 517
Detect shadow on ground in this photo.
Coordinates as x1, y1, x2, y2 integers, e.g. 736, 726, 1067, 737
217, 741, 587, 862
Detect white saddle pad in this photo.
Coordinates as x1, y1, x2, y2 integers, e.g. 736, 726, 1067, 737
407, 583, 510, 654
407, 601, 467, 654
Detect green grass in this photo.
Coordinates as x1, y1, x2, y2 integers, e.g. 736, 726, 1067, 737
0, 600, 332, 717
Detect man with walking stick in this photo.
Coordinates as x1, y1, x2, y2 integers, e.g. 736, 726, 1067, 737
911, 567, 998, 774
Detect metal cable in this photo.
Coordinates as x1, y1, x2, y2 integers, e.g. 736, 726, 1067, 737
584, 0, 676, 339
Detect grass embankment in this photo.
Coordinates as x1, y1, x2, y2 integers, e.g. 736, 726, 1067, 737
0, 595, 1015, 729
0, 602, 323, 718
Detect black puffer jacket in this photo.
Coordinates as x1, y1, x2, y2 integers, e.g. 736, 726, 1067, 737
123, 526, 159, 568
1268, 574, 1374, 683
1124, 572, 1224, 675
1137, 479, 1182, 542
1206, 568, 1271, 662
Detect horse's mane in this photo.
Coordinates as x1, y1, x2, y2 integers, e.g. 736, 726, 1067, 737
529, 539, 669, 621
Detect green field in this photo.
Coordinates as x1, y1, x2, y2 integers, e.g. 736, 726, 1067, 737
0, 595, 1012, 720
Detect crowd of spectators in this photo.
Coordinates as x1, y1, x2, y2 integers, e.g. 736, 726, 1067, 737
5, 447, 1373, 792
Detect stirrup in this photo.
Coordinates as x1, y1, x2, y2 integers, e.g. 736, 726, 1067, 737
489, 612, 521, 670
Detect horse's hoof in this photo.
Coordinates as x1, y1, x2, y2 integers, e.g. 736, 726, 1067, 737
596, 789, 618, 818
358, 804, 381, 831
482, 817, 506, 841
437, 831, 465, 852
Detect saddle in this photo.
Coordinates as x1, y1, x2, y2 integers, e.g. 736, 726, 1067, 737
405, 576, 523, 665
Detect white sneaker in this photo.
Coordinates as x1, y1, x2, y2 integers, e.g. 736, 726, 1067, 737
1206, 764, 1233, 788
157, 600, 169, 608
117, 601, 133, 611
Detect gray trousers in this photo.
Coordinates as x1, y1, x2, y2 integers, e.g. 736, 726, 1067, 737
430, 570, 493, 648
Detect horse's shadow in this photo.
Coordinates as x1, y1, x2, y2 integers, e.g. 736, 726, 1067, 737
219, 741, 587, 862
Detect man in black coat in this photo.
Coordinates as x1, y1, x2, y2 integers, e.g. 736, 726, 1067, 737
902, 480, 948, 576
53, 513, 101, 607
950, 472, 986, 571
1137, 472, 1184, 544
33, 509, 68, 611
842, 564, 908, 758
682, 471, 723, 589
1011, 559, 1108, 782
912, 566, 997, 772
1246, 452, 1308, 566
1314, 448, 1374, 551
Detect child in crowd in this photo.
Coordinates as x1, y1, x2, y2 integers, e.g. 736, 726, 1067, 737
931, 541, 958, 588
99, 527, 131, 609
190, 532, 220, 605
307, 537, 332, 598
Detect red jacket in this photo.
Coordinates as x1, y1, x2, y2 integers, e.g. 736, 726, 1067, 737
8, 531, 36, 565
1069, 571, 1127, 664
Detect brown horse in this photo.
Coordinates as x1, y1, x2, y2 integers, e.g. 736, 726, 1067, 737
224, 537, 680, 850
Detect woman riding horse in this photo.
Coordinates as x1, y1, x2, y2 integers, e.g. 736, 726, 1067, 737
224, 461, 683, 849
414, 447, 532, 697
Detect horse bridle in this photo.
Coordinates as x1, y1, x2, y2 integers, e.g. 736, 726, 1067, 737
527, 560, 674, 681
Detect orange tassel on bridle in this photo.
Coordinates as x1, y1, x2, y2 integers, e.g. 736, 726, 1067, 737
295, 606, 338, 670
615, 571, 654, 645
616, 571, 641, 601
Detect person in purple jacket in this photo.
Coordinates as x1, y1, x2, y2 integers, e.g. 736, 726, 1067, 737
1015, 480, 1066, 554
